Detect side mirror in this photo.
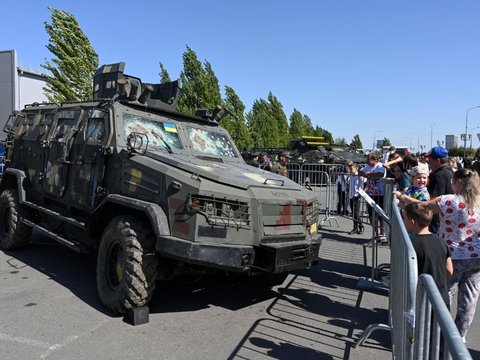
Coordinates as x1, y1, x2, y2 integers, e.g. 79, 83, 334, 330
127, 132, 148, 154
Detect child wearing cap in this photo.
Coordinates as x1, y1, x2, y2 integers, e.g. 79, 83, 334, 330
394, 165, 430, 205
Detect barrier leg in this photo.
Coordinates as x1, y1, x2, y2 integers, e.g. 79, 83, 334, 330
357, 212, 389, 294
319, 179, 340, 228
354, 323, 391, 348
319, 208, 340, 228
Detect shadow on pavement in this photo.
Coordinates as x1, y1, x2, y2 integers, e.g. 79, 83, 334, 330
150, 272, 286, 313
3, 236, 109, 313
5, 233, 287, 315
227, 319, 335, 360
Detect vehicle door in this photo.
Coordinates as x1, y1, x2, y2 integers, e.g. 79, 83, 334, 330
43, 109, 82, 198
69, 108, 110, 209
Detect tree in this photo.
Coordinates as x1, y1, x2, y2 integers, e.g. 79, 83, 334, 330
177, 46, 222, 115
312, 126, 333, 144
289, 109, 304, 139
350, 134, 363, 149
246, 92, 289, 148
158, 62, 171, 84
268, 92, 289, 147
382, 137, 392, 147
302, 114, 315, 134
222, 86, 252, 150
247, 98, 276, 148
42, 7, 98, 103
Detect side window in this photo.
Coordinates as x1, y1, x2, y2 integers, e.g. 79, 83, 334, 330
17, 113, 36, 138
53, 118, 77, 141
38, 113, 55, 139
86, 117, 107, 143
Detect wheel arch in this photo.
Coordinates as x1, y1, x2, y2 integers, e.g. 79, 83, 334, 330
0, 169, 27, 200
88, 194, 170, 243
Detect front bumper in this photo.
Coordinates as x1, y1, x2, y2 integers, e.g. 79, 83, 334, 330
156, 233, 322, 273
253, 234, 322, 273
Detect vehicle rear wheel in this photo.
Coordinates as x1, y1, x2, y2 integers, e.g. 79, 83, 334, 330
0, 189, 32, 250
96, 215, 159, 314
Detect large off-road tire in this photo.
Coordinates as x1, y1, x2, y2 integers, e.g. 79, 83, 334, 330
0, 189, 32, 250
96, 215, 159, 314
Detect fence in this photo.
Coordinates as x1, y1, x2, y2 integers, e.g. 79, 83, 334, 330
414, 274, 472, 359
284, 163, 471, 359
355, 194, 471, 359
286, 163, 370, 228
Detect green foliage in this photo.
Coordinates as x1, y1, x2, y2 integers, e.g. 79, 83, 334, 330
302, 115, 314, 134
268, 93, 290, 147
350, 134, 363, 149
42, 7, 98, 103
159, 62, 171, 84
289, 109, 304, 139
222, 86, 252, 150
40, 6, 338, 153
246, 92, 289, 148
289, 110, 316, 139
247, 98, 276, 147
177, 46, 222, 115
448, 147, 477, 158
312, 126, 333, 144
157, 45, 336, 151
382, 137, 392, 147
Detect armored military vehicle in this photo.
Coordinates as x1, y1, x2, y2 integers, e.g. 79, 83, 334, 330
0, 63, 321, 314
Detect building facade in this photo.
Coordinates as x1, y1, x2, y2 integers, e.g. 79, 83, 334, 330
0, 50, 48, 140
445, 134, 458, 150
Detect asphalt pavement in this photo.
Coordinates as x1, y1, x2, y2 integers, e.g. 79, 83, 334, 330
1, 216, 479, 359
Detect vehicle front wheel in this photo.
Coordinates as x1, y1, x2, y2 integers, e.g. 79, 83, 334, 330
0, 189, 32, 250
96, 215, 159, 314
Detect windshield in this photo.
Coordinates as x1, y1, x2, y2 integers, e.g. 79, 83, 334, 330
122, 113, 182, 150
187, 127, 237, 157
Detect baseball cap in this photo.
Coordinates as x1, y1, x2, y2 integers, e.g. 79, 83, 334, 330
427, 146, 448, 159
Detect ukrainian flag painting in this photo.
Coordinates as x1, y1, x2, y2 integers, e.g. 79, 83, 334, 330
163, 123, 177, 133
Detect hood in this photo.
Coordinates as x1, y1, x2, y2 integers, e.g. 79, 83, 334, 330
138, 151, 303, 190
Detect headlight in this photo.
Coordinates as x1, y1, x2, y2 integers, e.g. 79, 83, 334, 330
306, 201, 319, 226
188, 194, 250, 229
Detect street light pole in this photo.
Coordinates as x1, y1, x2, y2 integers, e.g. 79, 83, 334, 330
373, 130, 382, 151
464, 106, 480, 159
469, 126, 480, 148
430, 123, 435, 149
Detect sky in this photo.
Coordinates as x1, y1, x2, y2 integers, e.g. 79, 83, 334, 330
3, 0, 480, 151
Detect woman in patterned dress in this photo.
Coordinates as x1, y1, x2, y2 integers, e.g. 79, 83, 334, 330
426, 168, 480, 342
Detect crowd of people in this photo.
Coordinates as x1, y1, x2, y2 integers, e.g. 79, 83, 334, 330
388, 146, 480, 345
246, 144, 480, 344
332, 144, 480, 345
245, 151, 289, 177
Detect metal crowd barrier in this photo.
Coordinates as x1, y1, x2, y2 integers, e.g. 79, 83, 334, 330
286, 163, 371, 229
285, 163, 470, 358
287, 163, 346, 227
355, 194, 470, 359
388, 196, 418, 359
414, 275, 472, 360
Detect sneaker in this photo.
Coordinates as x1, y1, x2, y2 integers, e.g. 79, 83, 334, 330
378, 236, 388, 245
357, 228, 364, 234
349, 229, 358, 235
